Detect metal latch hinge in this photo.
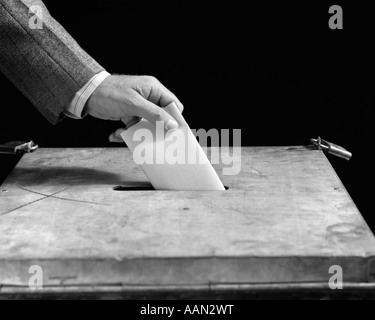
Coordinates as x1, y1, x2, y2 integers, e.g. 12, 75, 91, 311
0, 141, 39, 155
310, 137, 352, 160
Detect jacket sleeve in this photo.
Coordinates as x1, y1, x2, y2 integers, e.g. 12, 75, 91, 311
0, 0, 105, 124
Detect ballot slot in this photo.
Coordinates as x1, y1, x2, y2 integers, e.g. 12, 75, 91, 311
113, 185, 154, 191
112, 185, 229, 191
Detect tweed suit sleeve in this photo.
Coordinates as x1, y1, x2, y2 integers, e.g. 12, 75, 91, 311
0, 0, 105, 124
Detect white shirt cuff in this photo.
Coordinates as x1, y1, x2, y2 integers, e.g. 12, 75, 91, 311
65, 71, 111, 119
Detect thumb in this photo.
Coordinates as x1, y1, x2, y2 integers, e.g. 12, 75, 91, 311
132, 97, 179, 130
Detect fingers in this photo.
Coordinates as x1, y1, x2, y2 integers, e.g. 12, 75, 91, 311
120, 116, 138, 126
109, 128, 126, 143
157, 83, 184, 114
131, 96, 179, 130
142, 78, 184, 113
109, 134, 123, 143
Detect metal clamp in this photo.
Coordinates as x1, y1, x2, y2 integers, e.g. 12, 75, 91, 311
310, 137, 352, 160
0, 141, 39, 155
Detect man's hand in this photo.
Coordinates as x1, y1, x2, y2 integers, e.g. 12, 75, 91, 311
84, 75, 184, 143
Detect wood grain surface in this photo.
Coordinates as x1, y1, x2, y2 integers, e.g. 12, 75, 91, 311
0, 147, 374, 289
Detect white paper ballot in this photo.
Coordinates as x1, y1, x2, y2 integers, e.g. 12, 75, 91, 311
121, 103, 225, 191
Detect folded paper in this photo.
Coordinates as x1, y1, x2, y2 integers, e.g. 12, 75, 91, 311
121, 103, 225, 191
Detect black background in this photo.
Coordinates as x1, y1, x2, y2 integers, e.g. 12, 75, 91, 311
0, 1, 374, 229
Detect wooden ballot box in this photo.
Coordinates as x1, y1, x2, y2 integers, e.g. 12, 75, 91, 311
0, 147, 374, 299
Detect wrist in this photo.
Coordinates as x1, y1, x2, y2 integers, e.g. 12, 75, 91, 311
72, 71, 111, 118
